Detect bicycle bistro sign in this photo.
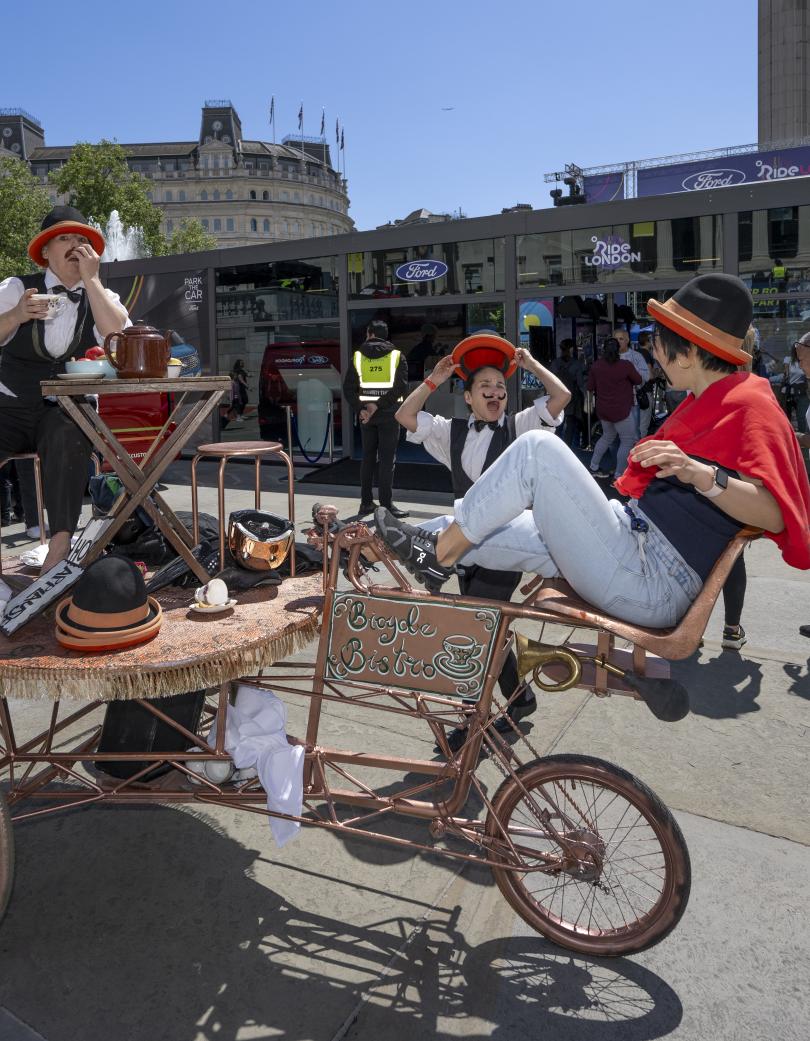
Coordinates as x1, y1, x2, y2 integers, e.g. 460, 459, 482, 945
395, 259, 449, 283
325, 591, 501, 700
584, 235, 642, 269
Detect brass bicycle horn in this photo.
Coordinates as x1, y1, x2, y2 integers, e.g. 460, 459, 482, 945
516, 633, 582, 693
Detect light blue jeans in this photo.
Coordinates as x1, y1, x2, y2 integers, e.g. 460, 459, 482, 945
590, 412, 637, 477
421, 430, 702, 627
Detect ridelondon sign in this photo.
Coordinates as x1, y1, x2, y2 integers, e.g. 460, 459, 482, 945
584, 235, 642, 268
637, 145, 810, 197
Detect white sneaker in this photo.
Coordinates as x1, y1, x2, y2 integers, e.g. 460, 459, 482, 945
721, 624, 747, 650
26, 525, 48, 540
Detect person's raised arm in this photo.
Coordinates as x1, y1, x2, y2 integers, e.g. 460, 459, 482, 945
395, 354, 455, 432
75, 244, 128, 337
0, 287, 49, 343
514, 349, 571, 419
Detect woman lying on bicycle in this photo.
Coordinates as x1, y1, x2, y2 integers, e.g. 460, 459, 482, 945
375, 274, 810, 628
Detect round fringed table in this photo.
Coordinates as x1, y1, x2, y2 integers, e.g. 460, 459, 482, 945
0, 573, 324, 703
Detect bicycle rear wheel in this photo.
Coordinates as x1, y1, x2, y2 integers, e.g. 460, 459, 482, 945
485, 754, 690, 956
0, 789, 13, 926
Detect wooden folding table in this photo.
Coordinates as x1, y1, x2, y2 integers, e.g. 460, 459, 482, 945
41, 376, 231, 583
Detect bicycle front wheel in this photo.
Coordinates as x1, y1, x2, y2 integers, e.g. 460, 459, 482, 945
485, 754, 690, 956
0, 789, 13, 927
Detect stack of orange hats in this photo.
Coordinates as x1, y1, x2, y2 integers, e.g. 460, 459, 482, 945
55, 556, 162, 652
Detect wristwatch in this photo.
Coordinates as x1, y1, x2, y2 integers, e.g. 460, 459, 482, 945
696, 464, 729, 499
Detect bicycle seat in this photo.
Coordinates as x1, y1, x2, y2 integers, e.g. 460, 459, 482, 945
528, 530, 758, 661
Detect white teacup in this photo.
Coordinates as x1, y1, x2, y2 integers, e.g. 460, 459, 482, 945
30, 293, 66, 320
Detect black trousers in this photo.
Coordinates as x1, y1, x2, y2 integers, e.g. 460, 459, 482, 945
359, 420, 399, 508
0, 401, 91, 534
722, 555, 747, 628
458, 564, 523, 701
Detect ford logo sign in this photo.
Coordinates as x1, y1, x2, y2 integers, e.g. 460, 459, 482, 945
395, 259, 449, 282
308, 355, 329, 366
681, 168, 747, 191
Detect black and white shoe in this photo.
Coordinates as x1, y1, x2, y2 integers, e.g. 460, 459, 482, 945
374, 508, 455, 590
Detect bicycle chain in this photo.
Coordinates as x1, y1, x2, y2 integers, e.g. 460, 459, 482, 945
489, 690, 598, 835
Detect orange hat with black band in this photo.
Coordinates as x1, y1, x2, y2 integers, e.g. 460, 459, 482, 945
55, 556, 161, 652
451, 333, 517, 381
647, 274, 753, 366
28, 206, 106, 268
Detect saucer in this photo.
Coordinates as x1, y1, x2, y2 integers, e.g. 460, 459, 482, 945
190, 599, 237, 615
57, 372, 104, 380
433, 652, 481, 679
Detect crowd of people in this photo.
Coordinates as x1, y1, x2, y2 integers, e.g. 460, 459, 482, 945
355, 276, 810, 675
1, 215, 809, 666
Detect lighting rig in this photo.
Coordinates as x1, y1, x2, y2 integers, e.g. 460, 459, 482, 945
550, 163, 586, 206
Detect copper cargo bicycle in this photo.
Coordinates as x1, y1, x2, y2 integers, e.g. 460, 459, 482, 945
0, 506, 756, 957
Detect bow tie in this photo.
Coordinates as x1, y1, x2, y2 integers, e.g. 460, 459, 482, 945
52, 285, 84, 304
472, 419, 501, 432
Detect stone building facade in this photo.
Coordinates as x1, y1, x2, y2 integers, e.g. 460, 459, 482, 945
758, 0, 810, 146
0, 101, 354, 248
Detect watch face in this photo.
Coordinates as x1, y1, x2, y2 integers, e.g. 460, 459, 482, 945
715, 467, 729, 489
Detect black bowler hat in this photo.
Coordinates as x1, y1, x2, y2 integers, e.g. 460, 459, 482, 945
55, 556, 162, 652
28, 205, 106, 267
647, 274, 753, 365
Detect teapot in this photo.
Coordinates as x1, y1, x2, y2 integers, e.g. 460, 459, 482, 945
104, 322, 174, 379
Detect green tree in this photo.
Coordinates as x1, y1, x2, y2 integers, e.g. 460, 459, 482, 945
51, 140, 166, 257
166, 218, 217, 256
0, 155, 51, 280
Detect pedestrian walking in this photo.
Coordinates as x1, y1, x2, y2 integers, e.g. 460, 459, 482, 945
586, 337, 642, 480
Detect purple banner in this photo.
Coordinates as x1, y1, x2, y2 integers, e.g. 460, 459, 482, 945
583, 172, 625, 203
637, 145, 810, 197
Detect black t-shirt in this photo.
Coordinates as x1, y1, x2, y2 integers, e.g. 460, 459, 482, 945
639, 463, 743, 581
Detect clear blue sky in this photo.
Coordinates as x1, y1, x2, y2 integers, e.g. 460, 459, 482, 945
4, 0, 758, 230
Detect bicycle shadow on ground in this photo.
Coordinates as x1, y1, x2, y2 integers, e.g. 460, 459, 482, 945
0, 801, 682, 1041
319, 769, 493, 884
672, 651, 763, 720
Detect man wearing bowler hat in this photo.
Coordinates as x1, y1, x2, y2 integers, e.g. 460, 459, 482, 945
0, 206, 131, 571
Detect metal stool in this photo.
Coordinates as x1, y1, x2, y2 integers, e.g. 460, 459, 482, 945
0, 452, 46, 549
190, 441, 296, 576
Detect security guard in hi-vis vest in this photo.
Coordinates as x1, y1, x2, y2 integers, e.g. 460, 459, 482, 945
343, 319, 410, 518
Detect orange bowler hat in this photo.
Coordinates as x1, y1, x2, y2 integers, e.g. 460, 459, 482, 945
28, 206, 106, 267
451, 333, 517, 381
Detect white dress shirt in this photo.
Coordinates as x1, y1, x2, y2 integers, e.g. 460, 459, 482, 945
622, 346, 650, 383
407, 395, 562, 482
0, 269, 130, 398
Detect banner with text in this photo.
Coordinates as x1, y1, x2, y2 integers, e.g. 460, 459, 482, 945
637, 146, 810, 198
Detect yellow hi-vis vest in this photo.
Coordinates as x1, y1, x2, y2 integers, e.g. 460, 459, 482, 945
353, 349, 402, 401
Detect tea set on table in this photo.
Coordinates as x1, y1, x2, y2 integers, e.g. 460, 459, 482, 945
56, 322, 185, 381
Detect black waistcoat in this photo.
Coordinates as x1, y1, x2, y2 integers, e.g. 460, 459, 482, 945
449, 414, 517, 498
0, 273, 95, 407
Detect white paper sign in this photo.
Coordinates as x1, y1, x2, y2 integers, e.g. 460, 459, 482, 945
68, 517, 116, 566
1, 560, 84, 636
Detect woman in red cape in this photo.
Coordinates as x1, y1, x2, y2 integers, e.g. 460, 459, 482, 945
375, 274, 810, 628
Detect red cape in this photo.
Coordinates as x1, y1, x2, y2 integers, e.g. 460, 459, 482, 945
615, 372, 810, 570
